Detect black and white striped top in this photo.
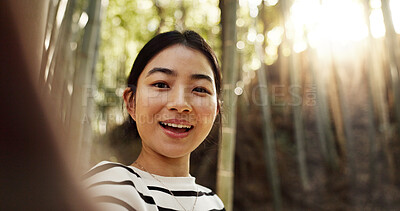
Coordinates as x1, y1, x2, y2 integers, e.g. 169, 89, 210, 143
83, 161, 225, 211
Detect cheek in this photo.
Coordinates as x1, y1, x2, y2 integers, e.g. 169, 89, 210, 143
137, 88, 167, 107
135, 90, 167, 123
194, 98, 218, 125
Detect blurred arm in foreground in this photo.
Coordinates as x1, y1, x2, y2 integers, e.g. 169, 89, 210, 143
0, 0, 93, 210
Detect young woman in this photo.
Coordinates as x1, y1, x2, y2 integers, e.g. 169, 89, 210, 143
83, 30, 225, 211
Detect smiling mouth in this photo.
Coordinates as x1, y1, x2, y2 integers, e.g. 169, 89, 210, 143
159, 121, 194, 133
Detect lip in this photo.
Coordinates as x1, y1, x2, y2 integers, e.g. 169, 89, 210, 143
161, 119, 192, 126
159, 119, 194, 139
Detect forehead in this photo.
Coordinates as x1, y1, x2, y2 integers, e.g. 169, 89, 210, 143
142, 45, 214, 79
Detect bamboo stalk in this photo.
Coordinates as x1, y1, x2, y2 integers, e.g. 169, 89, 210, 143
327, 71, 347, 158
365, 48, 379, 202
39, 0, 64, 91
308, 48, 338, 169
255, 42, 282, 211
255, 4, 283, 208
381, 0, 399, 182
288, 50, 310, 191
51, 0, 76, 113
362, 0, 389, 196
216, 1, 238, 210
39, 0, 59, 89
67, 0, 102, 170
362, 0, 390, 138
330, 53, 356, 185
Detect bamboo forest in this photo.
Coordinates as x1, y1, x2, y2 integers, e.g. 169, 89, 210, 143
2, 0, 400, 210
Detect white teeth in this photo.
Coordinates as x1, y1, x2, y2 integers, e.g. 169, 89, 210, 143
161, 122, 192, 129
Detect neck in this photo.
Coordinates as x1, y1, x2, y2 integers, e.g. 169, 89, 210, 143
132, 150, 190, 177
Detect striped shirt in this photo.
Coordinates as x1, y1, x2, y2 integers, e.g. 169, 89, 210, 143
83, 161, 225, 211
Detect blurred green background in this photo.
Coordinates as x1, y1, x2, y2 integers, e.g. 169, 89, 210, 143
40, 0, 400, 210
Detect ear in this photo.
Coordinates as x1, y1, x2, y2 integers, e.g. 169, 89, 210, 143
217, 99, 222, 114
123, 87, 136, 121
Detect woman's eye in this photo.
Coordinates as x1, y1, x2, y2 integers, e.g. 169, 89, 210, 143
193, 87, 210, 94
152, 82, 169, 89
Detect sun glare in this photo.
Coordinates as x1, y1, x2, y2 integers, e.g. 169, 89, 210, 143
289, 0, 370, 49
370, 8, 386, 38
390, 0, 400, 34
238, 0, 399, 68
287, 0, 400, 46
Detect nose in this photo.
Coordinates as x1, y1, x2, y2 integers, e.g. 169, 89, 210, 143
166, 87, 192, 113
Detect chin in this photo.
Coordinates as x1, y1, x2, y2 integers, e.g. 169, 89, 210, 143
158, 145, 194, 159
161, 151, 191, 159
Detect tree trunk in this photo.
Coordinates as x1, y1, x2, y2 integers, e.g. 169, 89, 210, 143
280, 0, 310, 192
256, 4, 282, 208
308, 48, 338, 169
330, 55, 356, 186
39, 0, 60, 88
381, 0, 399, 182
255, 43, 282, 211
288, 49, 310, 191
68, 0, 102, 170
50, 0, 76, 117
217, 0, 238, 210
362, 0, 390, 196
39, 0, 77, 148
154, 0, 164, 34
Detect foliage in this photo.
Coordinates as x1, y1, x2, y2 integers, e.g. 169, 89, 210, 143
90, 0, 400, 210
94, 0, 222, 134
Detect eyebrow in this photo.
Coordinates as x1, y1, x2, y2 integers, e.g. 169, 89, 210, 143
146, 67, 177, 77
146, 67, 213, 83
191, 73, 213, 83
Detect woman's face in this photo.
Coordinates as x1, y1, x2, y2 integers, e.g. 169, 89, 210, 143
127, 44, 218, 159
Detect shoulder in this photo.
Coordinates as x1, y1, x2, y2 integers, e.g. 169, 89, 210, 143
83, 161, 140, 182
82, 161, 142, 193
82, 161, 151, 211
196, 184, 226, 211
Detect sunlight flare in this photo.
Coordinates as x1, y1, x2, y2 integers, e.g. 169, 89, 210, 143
289, 0, 369, 47
390, 0, 400, 34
